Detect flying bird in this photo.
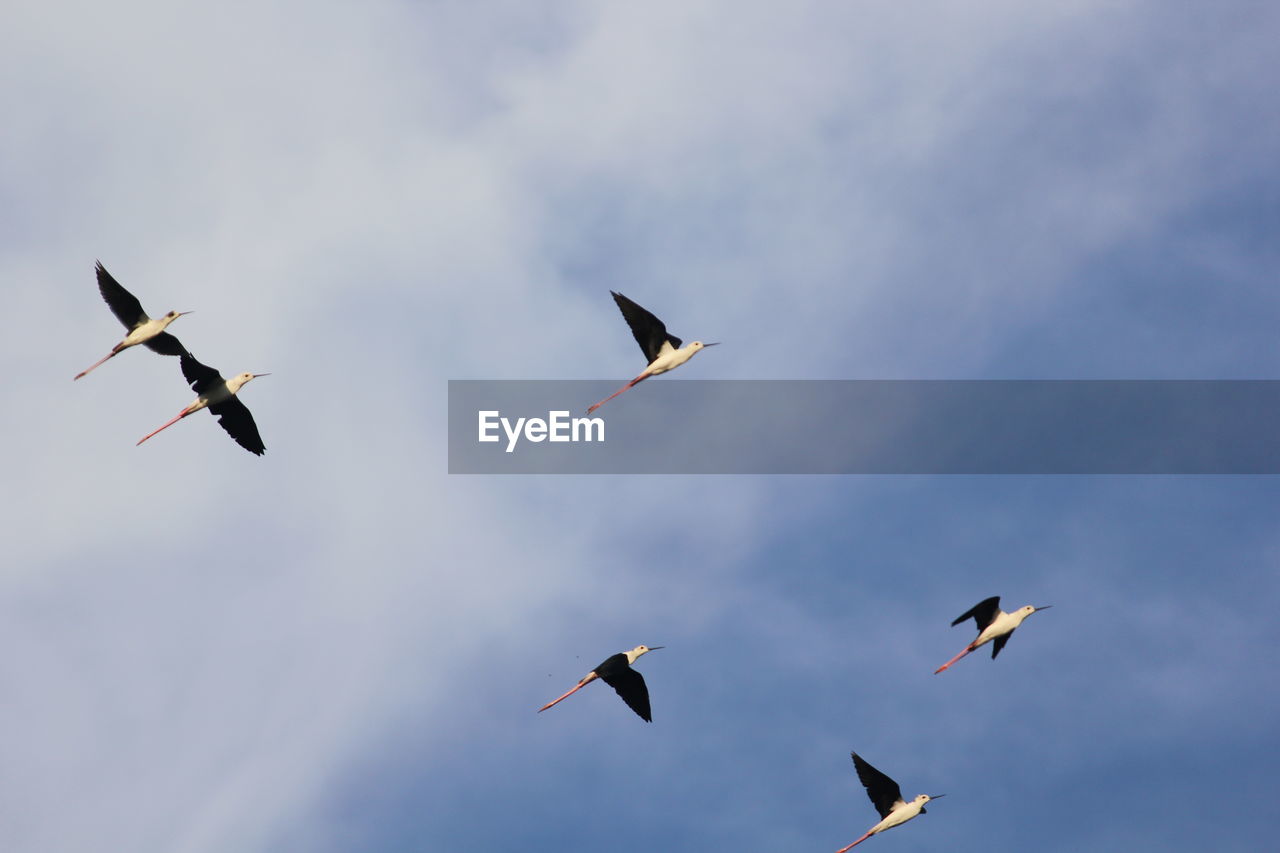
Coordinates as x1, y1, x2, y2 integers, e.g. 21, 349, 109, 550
75, 261, 191, 380
837, 752, 943, 852
136, 353, 268, 455
586, 291, 718, 413
934, 596, 1051, 674
538, 645, 663, 721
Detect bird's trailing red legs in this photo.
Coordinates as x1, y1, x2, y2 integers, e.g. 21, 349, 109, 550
75, 261, 190, 380
935, 597, 1051, 674
587, 291, 718, 414
137, 409, 194, 445
538, 645, 663, 722
836, 831, 871, 852
586, 372, 650, 414
537, 672, 599, 713
933, 644, 978, 674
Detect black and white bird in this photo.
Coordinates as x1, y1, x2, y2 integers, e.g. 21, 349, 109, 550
935, 596, 1051, 674
136, 353, 268, 455
537, 645, 664, 721
837, 752, 943, 852
586, 292, 718, 413
75, 261, 190, 380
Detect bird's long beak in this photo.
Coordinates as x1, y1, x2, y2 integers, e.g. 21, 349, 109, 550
702, 342, 721, 347
1034, 605, 1052, 612
928, 794, 946, 799
253, 373, 272, 378
177, 311, 194, 316
648, 646, 666, 651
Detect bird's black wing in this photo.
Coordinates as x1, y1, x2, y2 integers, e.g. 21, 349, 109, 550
852, 752, 902, 819
952, 596, 1001, 631
95, 261, 148, 329
598, 666, 652, 722
593, 652, 630, 675
611, 291, 680, 364
208, 396, 265, 456
180, 353, 224, 394
144, 332, 189, 357
992, 632, 1012, 659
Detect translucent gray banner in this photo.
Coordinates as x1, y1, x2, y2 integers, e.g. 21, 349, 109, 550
447, 380, 1280, 474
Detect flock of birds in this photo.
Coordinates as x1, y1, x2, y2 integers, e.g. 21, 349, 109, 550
538, 597, 1049, 850
75, 262, 269, 455
76, 264, 1052, 849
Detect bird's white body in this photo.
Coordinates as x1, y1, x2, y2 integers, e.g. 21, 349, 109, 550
645, 340, 710, 376
181, 372, 258, 416
867, 795, 931, 836
973, 605, 1036, 648
120, 312, 184, 348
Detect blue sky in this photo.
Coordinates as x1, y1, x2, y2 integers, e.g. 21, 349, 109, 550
2, 2, 1278, 851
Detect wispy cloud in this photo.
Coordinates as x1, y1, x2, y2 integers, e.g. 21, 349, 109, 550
1, 1, 1277, 852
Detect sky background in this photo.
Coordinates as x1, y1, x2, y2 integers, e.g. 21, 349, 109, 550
2, 1, 1278, 851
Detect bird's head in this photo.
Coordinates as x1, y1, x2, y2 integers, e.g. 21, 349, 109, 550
687, 341, 720, 353
162, 310, 193, 323
1012, 604, 1049, 627
228, 372, 271, 393
916, 788, 947, 809
626, 645, 664, 663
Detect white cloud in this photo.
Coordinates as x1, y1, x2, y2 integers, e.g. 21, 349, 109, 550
1, 1, 1277, 851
